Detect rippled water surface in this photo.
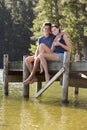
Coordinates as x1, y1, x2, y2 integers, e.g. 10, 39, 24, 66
0, 70, 87, 130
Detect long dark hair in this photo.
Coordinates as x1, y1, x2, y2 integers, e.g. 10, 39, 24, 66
52, 24, 61, 33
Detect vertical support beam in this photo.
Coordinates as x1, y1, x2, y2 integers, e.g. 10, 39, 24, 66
62, 52, 70, 103
74, 87, 79, 95
74, 53, 79, 95
23, 55, 29, 98
74, 53, 80, 62
3, 54, 9, 95
36, 81, 42, 92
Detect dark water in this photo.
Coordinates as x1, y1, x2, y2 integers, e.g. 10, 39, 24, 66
0, 70, 87, 130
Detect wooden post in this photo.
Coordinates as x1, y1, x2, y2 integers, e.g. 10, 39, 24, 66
62, 52, 70, 103
23, 55, 29, 98
3, 54, 9, 95
36, 82, 42, 92
74, 53, 80, 95
74, 87, 79, 95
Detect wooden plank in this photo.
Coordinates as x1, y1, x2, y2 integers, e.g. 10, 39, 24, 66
34, 67, 65, 98
8, 75, 22, 82
71, 61, 87, 72
8, 61, 23, 70
8, 60, 87, 72
69, 78, 87, 88
8, 61, 63, 72
48, 61, 87, 72
8, 71, 22, 75
9, 69, 23, 71
48, 61, 63, 71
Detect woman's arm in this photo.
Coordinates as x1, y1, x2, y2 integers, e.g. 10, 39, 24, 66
51, 31, 67, 52
51, 43, 56, 52
60, 34, 71, 52
53, 34, 71, 52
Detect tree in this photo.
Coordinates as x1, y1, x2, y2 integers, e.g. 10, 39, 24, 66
0, 0, 37, 67
30, 0, 62, 54
60, 0, 87, 59
30, 0, 87, 60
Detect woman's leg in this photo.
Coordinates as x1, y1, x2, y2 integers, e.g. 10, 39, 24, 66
39, 44, 52, 73
39, 44, 51, 53
40, 53, 60, 83
40, 64, 43, 73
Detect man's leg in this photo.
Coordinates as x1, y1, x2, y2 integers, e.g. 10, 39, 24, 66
23, 56, 40, 85
25, 55, 34, 73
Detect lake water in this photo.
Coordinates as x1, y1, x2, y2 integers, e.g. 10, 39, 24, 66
0, 69, 87, 130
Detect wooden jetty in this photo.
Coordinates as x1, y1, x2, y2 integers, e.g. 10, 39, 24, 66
3, 52, 87, 103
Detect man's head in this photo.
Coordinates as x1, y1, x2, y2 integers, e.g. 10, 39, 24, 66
43, 22, 52, 37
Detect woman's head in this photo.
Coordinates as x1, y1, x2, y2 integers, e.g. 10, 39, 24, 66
51, 25, 61, 36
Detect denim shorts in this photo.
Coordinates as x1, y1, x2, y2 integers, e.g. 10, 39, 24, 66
57, 53, 64, 61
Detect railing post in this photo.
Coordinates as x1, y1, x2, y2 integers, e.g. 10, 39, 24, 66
36, 81, 42, 92
74, 87, 79, 95
23, 55, 29, 98
62, 52, 70, 103
3, 54, 9, 95
74, 54, 79, 95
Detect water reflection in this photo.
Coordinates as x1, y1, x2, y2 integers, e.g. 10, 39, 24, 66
60, 106, 67, 130
0, 96, 5, 130
0, 82, 87, 130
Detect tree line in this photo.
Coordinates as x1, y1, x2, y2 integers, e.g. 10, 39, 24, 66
0, 0, 87, 67
31, 0, 87, 60
0, 0, 37, 67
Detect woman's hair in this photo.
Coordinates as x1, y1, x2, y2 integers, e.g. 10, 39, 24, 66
52, 24, 61, 33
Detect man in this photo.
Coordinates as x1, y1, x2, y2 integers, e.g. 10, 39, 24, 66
23, 22, 55, 85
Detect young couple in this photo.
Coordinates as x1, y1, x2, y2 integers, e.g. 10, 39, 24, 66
23, 22, 71, 85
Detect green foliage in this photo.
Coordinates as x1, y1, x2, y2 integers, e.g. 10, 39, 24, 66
30, 0, 87, 59
0, 0, 37, 67
60, 0, 87, 57
29, 44, 37, 55
0, 1, 36, 51
30, 0, 61, 52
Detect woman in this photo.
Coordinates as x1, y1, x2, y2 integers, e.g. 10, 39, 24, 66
23, 25, 71, 85
39, 25, 71, 83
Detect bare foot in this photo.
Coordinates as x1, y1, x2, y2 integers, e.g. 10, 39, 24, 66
23, 75, 33, 85
30, 77, 37, 84
40, 68, 43, 74
23, 75, 38, 85
40, 65, 43, 73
